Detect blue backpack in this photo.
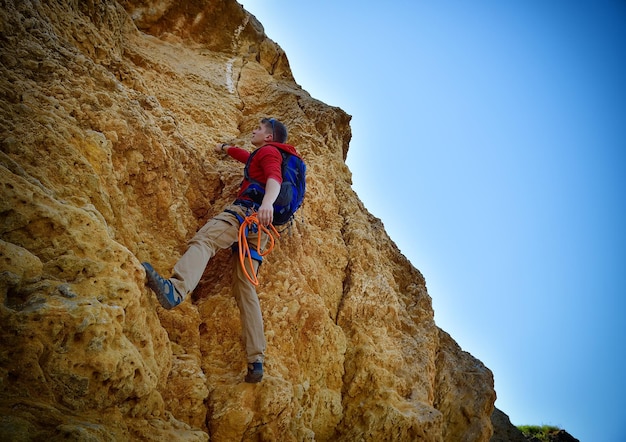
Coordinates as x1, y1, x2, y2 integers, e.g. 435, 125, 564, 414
242, 146, 306, 225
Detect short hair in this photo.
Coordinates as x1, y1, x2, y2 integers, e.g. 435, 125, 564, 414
261, 118, 288, 143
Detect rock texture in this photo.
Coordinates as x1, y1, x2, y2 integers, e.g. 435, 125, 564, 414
490, 408, 527, 442
0, 1, 496, 440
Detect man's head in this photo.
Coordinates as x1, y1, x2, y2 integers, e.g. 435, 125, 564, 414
251, 118, 288, 147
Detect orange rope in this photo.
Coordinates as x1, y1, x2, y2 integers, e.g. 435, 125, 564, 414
237, 212, 280, 286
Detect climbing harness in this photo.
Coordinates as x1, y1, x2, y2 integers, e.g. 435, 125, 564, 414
226, 208, 280, 286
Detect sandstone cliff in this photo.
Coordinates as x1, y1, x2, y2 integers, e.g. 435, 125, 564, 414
0, 1, 496, 440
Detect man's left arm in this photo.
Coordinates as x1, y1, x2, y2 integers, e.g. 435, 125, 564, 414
258, 178, 280, 225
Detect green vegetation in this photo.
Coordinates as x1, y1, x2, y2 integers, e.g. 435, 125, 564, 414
517, 425, 562, 441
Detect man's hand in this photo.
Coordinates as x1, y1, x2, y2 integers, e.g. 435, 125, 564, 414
215, 143, 228, 153
257, 202, 274, 226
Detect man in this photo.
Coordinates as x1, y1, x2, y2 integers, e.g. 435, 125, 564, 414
142, 117, 300, 383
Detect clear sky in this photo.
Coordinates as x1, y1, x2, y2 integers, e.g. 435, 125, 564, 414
239, 2, 626, 441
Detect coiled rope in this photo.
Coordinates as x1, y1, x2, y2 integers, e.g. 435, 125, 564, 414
237, 212, 280, 286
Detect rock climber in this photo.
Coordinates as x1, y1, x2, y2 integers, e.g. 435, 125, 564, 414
141, 117, 301, 383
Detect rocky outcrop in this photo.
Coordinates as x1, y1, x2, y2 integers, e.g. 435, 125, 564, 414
543, 430, 580, 442
490, 408, 581, 442
0, 0, 495, 440
490, 408, 527, 442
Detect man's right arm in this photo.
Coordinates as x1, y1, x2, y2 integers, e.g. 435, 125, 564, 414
215, 144, 250, 163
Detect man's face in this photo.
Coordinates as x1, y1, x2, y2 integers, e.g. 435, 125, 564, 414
251, 122, 272, 147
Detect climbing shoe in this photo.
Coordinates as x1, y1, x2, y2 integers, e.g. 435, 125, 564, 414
141, 262, 183, 309
245, 362, 263, 383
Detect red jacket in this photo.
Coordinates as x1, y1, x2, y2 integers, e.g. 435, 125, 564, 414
227, 142, 300, 201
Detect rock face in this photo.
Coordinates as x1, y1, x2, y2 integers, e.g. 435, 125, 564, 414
490, 408, 527, 442
0, 1, 496, 440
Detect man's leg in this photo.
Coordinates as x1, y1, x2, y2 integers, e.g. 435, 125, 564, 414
232, 255, 266, 362
171, 213, 239, 297
143, 207, 243, 309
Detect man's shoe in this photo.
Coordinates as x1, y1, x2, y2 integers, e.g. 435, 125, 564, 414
141, 262, 183, 309
245, 362, 263, 383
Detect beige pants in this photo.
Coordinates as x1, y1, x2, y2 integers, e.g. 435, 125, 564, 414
170, 203, 267, 363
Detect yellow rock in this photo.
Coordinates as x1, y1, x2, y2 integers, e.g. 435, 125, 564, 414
0, 1, 495, 440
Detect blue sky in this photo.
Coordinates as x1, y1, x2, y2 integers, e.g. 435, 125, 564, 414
239, 1, 626, 441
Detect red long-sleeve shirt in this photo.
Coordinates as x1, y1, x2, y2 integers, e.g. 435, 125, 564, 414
226, 142, 300, 200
